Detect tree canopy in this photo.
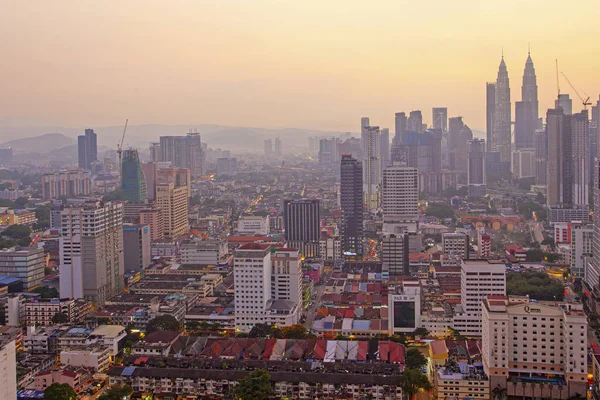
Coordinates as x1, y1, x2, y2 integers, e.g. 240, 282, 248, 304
399, 368, 432, 400
3, 224, 31, 239
424, 202, 455, 219
51, 312, 69, 324
98, 384, 133, 400
506, 271, 564, 301
146, 315, 181, 333
44, 383, 77, 400
405, 348, 428, 370
233, 369, 273, 400
32, 286, 59, 298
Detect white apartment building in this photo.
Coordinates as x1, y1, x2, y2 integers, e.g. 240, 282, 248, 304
453, 259, 506, 336
476, 227, 491, 258
60, 345, 110, 372
237, 216, 270, 235
180, 240, 227, 265
0, 340, 16, 400
233, 243, 301, 332
482, 296, 587, 399
570, 221, 593, 281
442, 233, 469, 260
319, 236, 342, 261
59, 201, 124, 305
363, 126, 382, 212
382, 163, 418, 233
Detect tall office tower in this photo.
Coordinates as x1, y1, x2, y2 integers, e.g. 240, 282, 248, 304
407, 110, 423, 133
448, 117, 464, 153
572, 110, 590, 206
590, 158, 600, 290
149, 142, 161, 162
59, 201, 124, 305
468, 139, 486, 196
77, 128, 98, 171
514, 101, 535, 149
380, 128, 391, 168
570, 221, 593, 280
595, 97, 600, 156
0, 247, 45, 290
283, 199, 320, 257
318, 138, 340, 165
308, 136, 319, 156
456, 124, 473, 173
511, 149, 536, 179
270, 248, 302, 309
382, 233, 409, 276
140, 207, 164, 241
546, 108, 572, 207
382, 163, 418, 233
264, 138, 272, 159
486, 83, 496, 152
493, 56, 511, 163
0, 341, 16, 400
159, 134, 203, 177
432, 107, 448, 132
121, 149, 147, 202
42, 170, 91, 200
448, 117, 468, 171
340, 154, 363, 257
155, 182, 189, 238
534, 129, 547, 185
394, 112, 407, 145
556, 94, 573, 115
522, 50, 539, 120
274, 137, 282, 156
482, 297, 587, 398
363, 126, 382, 211
452, 259, 506, 336
396, 130, 442, 193
122, 223, 151, 274
360, 117, 370, 153
442, 232, 470, 259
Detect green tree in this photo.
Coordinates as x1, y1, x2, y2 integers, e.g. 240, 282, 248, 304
146, 314, 181, 333
31, 286, 59, 298
233, 369, 273, 400
2, 224, 31, 239
281, 324, 308, 339
506, 271, 564, 301
51, 312, 69, 324
249, 323, 282, 338
14, 197, 29, 207
98, 384, 133, 400
405, 348, 428, 370
424, 203, 455, 219
525, 249, 544, 262
399, 368, 432, 400
412, 327, 429, 338
44, 383, 77, 400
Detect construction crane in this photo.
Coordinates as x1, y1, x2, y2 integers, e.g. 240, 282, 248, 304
117, 119, 128, 175
561, 72, 591, 110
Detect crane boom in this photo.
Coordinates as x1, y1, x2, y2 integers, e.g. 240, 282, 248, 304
561, 72, 591, 109
118, 119, 129, 152
117, 119, 128, 177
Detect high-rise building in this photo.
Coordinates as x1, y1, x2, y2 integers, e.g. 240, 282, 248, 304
121, 149, 147, 202
318, 138, 340, 165
482, 297, 587, 399
363, 126, 382, 211
42, 170, 91, 200
448, 116, 464, 169
382, 163, 419, 233
380, 128, 390, 168
476, 227, 491, 258
0, 341, 16, 400
514, 50, 539, 149
556, 94, 573, 115
547, 108, 572, 207
570, 221, 593, 281
122, 224, 151, 274
234, 244, 301, 332
467, 139, 486, 192
274, 137, 282, 156
486, 83, 495, 152
155, 183, 189, 238
283, 199, 320, 257
534, 129, 547, 185
149, 142, 161, 162
340, 154, 363, 257
77, 129, 98, 171
360, 117, 370, 153
0, 247, 45, 290
394, 112, 407, 145
590, 158, 600, 290
452, 259, 506, 336
382, 233, 409, 276
572, 110, 590, 207
216, 158, 238, 177
408, 110, 423, 133
511, 148, 536, 179
159, 134, 203, 177
442, 233, 469, 260
432, 107, 448, 132
140, 207, 164, 241
59, 201, 124, 305
493, 56, 511, 163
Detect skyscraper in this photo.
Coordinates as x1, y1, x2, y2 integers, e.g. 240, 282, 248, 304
381, 128, 390, 168
572, 110, 590, 206
149, 142, 161, 162
394, 112, 407, 145
274, 137, 282, 156
408, 110, 423, 133
155, 182, 190, 238
382, 163, 419, 233
363, 126, 382, 211
283, 199, 320, 257
493, 56, 511, 163
468, 139, 486, 196
556, 94, 573, 115
77, 128, 98, 171
486, 83, 495, 152
159, 134, 203, 177
121, 149, 147, 202
546, 108, 572, 207
59, 200, 124, 305
514, 51, 539, 149
360, 117, 370, 153
589, 157, 600, 290
432, 107, 448, 132
340, 154, 363, 257
534, 129, 547, 185
448, 117, 464, 170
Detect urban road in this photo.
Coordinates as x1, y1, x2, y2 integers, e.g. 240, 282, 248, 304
304, 267, 333, 331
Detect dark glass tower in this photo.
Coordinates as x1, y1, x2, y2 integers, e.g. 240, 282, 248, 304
78, 128, 97, 170
340, 154, 363, 256
121, 149, 147, 202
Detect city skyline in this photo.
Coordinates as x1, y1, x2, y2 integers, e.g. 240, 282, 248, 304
1, 1, 599, 133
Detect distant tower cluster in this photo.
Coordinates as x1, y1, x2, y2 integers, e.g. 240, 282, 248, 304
78, 129, 98, 171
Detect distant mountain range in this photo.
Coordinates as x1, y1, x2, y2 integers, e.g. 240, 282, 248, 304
1, 133, 75, 153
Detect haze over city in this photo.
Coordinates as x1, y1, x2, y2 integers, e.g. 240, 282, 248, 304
1, 0, 599, 133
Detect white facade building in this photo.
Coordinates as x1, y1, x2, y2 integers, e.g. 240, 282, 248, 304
382, 163, 419, 233
442, 233, 469, 259
512, 148, 536, 178
0, 341, 16, 400
570, 221, 593, 281
180, 240, 227, 265
363, 126, 382, 211
237, 216, 270, 235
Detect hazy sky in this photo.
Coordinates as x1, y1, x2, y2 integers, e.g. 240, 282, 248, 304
1, 0, 599, 133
